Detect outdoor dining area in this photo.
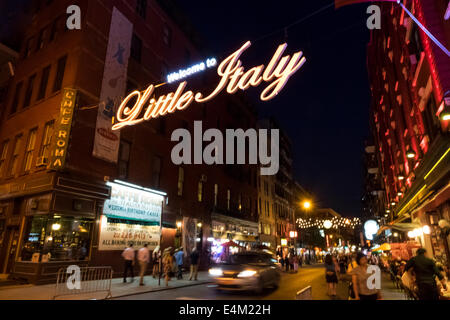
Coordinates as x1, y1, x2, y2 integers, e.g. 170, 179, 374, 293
373, 242, 450, 300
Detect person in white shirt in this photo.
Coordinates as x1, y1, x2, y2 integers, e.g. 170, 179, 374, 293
122, 243, 135, 283
138, 244, 150, 286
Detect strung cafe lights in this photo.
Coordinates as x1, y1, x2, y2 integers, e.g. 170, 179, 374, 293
296, 216, 361, 230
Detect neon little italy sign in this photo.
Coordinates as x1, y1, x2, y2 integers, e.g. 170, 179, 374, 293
112, 41, 306, 130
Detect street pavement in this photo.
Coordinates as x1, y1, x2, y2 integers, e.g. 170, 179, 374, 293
115, 264, 406, 300
0, 272, 211, 300
0, 264, 405, 300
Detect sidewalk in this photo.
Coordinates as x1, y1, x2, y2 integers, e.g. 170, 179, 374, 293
0, 272, 211, 300
380, 271, 406, 300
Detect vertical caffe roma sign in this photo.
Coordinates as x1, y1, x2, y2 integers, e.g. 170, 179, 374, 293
112, 41, 306, 130
50, 88, 77, 170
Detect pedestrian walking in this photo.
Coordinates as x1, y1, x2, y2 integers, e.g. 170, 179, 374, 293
152, 246, 160, 278
189, 247, 200, 280
285, 253, 290, 272
405, 248, 447, 300
351, 252, 382, 300
324, 254, 338, 297
122, 243, 135, 283
293, 255, 299, 273
162, 248, 174, 287
137, 243, 150, 286
174, 247, 184, 280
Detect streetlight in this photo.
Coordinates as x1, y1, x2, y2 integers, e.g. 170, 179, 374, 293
302, 200, 312, 210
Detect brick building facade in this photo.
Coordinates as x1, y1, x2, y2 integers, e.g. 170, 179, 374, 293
367, 0, 450, 266
0, 0, 259, 283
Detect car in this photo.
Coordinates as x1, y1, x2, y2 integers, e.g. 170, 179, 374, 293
208, 251, 281, 294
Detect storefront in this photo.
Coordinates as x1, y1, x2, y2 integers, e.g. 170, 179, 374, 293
210, 213, 258, 262
0, 173, 110, 284
91, 180, 166, 275
211, 213, 258, 247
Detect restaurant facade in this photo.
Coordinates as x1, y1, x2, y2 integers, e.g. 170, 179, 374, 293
367, 0, 450, 267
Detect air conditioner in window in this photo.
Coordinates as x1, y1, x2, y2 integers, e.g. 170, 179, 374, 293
200, 174, 207, 182
36, 156, 48, 167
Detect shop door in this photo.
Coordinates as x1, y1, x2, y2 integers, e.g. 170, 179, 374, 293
2, 227, 20, 274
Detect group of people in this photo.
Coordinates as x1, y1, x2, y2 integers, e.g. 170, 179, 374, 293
279, 252, 303, 273
390, 248, 448, 300
276, 247, 316, 273
324, 252, 382, 300
121, 243, 200, 287
323, 247, 449, 300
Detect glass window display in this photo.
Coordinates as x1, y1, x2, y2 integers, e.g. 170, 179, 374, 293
20, 215, 93, 262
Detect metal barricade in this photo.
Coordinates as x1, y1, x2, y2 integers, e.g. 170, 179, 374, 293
54, 266, 113, 300
295, 285, 312, 300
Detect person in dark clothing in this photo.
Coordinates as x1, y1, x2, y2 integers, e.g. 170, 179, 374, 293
189, 247, 200, 280
405, 248, 447, 300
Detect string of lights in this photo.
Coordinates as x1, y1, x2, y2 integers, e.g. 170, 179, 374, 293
296, 216, 361, 230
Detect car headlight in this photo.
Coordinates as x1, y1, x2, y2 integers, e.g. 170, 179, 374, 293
209, 268, 223, 276
237, 270, 257, 278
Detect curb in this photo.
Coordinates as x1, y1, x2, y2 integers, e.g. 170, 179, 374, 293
107, 280, 213, 299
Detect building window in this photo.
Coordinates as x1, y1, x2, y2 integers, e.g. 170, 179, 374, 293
38, 121, 54, 161
49, 17, 60, 42
151, 155, 162, 188
177, 167, 184, 196
24, 37, 33, 58
198, 181, 203, 202
0, 140, 9, 178
23, 128, 37, 172
227, 189, 231, 210
36, 28, 47, 51
21, 215, 93, 262
23, 74, 37, 108
130, 34, 142, 63
7, 135, 23, 176
118, 140, 131, 179
163, 24, 172, 47
37, 66, 51, 100
214, 184, 218, 206
53, 55, 67, 92
10, 81, 23, 115
136, 0, 147, 19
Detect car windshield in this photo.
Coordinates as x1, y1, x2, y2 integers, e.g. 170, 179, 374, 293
228, 254, 268, 264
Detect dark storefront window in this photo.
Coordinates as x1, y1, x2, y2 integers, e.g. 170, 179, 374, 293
20, 216, 93, 262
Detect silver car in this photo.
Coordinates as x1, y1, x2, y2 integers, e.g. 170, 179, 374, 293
209, 251, 281, 294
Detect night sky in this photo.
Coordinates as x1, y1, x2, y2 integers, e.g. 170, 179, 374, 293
175, 0, 372, 217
